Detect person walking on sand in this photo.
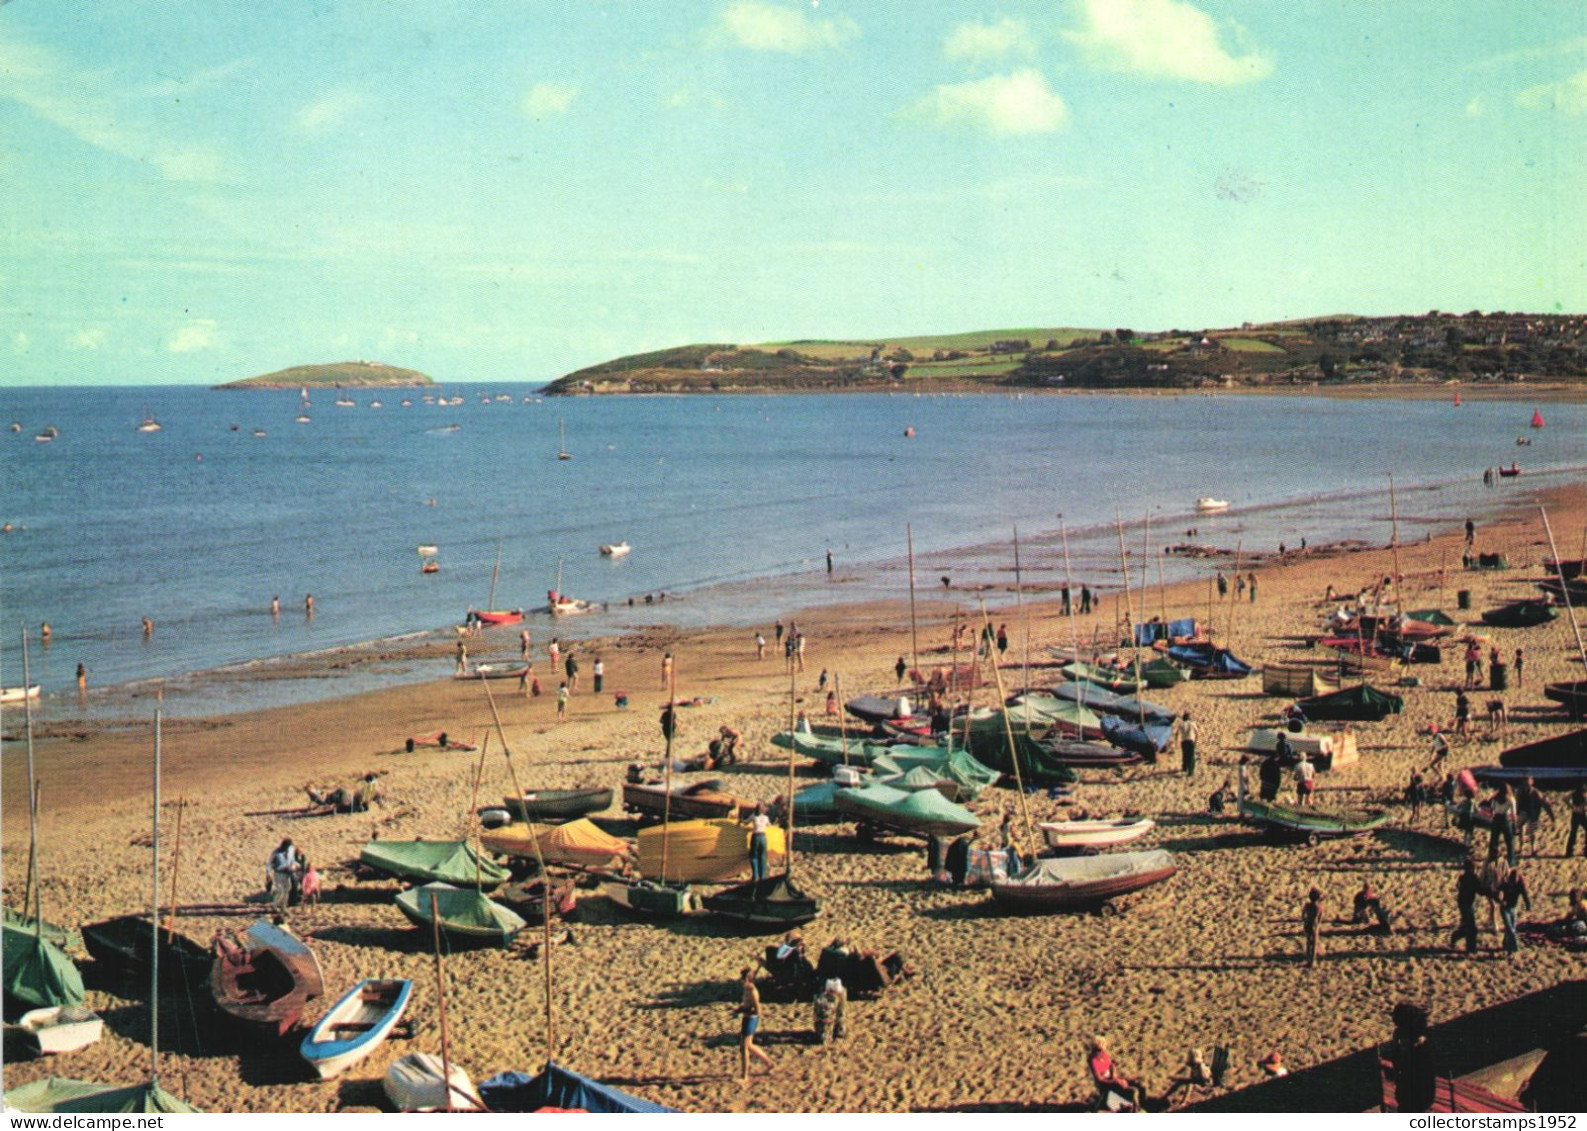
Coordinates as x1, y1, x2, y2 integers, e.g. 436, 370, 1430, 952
1465, 517, 1476, 547
735, 966, 773, 1083
1294, 751, 1316, 807
564, 652, 579, 692
1488, 783, 1518, 866
520, 628, 531, 660
1301, 887, 1324, 968
774, 621, 784, 646
1179, 713, 1198, 776
76, 662, 86, 699
1217, 571, 1228, 598
1513, 646, 1525, 687
795, 632, 806, 672
660, 651, 673, 689
548, 637, 561, 671
592, 656, 604, 694
1061, 584, 1071, 615
1248, 572, 1258, 603
556, 682, 568, 721
1080, 585, 1092, 614
996, 624, 1009, 657
895, 655, 908, 684
1451, 858, 1483, 954
1517, 777, 1553, 857
748, 803, 771, 882
756, 632, 766, 661
455, 640, 468, 675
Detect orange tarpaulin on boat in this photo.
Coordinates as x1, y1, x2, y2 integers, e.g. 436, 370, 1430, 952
480, 818, 632, 869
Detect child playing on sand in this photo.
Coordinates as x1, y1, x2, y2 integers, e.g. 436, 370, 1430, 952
735, 967, 773, 1083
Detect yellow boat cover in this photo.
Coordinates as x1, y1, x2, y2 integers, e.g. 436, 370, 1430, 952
637, 818, 786, 883
481, 818, 632, 869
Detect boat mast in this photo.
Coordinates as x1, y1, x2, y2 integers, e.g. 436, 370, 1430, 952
906, 524, 920, 682
21, 627, 40, 930
1389, 474, 1403, 613
1540, 506, 1587, 670
150, 708, 161, 1090
1114, 510, 1145, 721
427, 892, 455, 1114
979, 599, 1033, 852
489, 539, 503, 610
479, 680, 554, 1065
785, 655, 797, 879
661, 662, 677, 884
1058, 516, 1086, 739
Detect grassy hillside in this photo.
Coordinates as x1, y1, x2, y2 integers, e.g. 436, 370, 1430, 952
219, 361, 434, 389
542, 311, 1587, 395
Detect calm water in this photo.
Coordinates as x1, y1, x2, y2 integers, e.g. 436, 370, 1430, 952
2, 386, 1581, 717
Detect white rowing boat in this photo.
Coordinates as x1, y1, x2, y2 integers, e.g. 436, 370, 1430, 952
300, 978, 412, 1080
1194, 497, 1230, 513
1038, 817, 1156, 851
599, 541, 631, 557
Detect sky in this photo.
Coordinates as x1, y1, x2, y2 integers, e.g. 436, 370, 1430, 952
2, 1, 1585, 386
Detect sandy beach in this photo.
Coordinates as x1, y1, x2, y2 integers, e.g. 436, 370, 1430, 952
4, 484, 1585, 1113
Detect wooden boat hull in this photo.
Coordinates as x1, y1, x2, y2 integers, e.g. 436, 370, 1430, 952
1543, 680, 1587, 720
81, 915, 212, 992
502, 787, 613, 822
210, 919, 324, 1037
1039, 818, 1155, 852
475, 610, 524, 626
622, 781, 740, 821
300, 978, 413, 1080
453, 663, 528, 681
0, 684, 41, 704
1472, 764, 1587, 789
1498, 728, 1587, 769
605, 879, 697, 918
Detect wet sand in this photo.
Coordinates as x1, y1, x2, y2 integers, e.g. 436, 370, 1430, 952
4, 485, 1586, 1112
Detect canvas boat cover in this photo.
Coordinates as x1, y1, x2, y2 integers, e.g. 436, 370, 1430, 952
1010, 850, 1175, 888
1003, 695, 1103, 732
1296, 683, 1404, 721
1134, 617, 1198, 646
771, 730, 952, 769
969, 729, 1079, 785
834, 783, 979, 834
2, 925, 85, 1011
2, 909, 80, 953
479, 1063, 676, 1113
1404, 608, 1458, 626
1060, 661, 1139, 692
1263, 665, 1340, 698
1051, 680, 1129, 713
395, 883, 525, 939
637, 819, 786, 883
2, 1079, 199, 1114
1101, 715, 1173, 755
482, 819, 632, 869
360, 840, 510, 888
1167, 643, 1254, 676
793, 781, 845, 820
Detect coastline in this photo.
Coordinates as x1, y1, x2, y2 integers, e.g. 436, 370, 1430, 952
5, 481, 1586, 1112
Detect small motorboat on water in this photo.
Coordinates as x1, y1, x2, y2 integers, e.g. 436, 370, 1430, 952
1, 684, 41, 704
1194, 497, 1229, 513
136, 414, 161, 433
1498, 463, 1522, 478
34, 426, 59, 443
599, 541, 631, 557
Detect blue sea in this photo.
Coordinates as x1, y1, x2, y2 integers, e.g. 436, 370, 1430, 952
2, 385, 1581, 718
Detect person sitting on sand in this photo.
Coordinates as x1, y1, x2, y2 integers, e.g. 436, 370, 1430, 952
1208, 778, 1233, 816
1352, 880, 1392, 934
1087, 1036, 1144, 1111
1163, 1047, 1212, 1105
1257, 1049, 1288, 1078
305, 782, 353, 810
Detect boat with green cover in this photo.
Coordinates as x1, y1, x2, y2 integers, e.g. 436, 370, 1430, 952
771, 730, 953, 769
1237, 795, 1390, 844
2, 908, 79, 952
832, 783, 980, 839
2, 1078, 200, 1114
2, 921, 85, 1013
394, 882, 525, 946
1059, 661, 1140, 695
360, 840, 510, 889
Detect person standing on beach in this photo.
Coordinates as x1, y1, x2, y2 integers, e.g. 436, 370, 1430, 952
76, 662, 87, 700
1452, 858, 1482, 953
548, 637, 561, 672
1179, 713, 1198, 776
748, 803, 770, 881
826, 548, 833, 575
660, 702, 677, 742
556, 682, 568, 720
661, 651, 673, 689
564, 652, 579, 692
1496, 866, 1531, 955
520, 628, 532, 660
304, 594, 314, 619
735, 966, 773, 1083
269, 838, 300, 914
455, 640, 468, 675
996, 624, 1009, 658
1517, 778, 1552, 857
271, 595, 281, 619
592, 656, 604, 694
1236, 574, 1246, 599
1247, 573, 1258, 603
1216, 572, 1228, 598
1567, 783, 1587, 857
1488, 784, 1518, 866
1465, 517, 1476, 547
1080, 586, 1092, 614
796, 632, 806, 672
1384, 1003, 1437, 1113
1301, 887, 1324, 968
775, 621, 784, 646
1513, 647, 1524, 687
895, 655, 908, 684
1061, 585, 1071, 615
756, 632, 766, 661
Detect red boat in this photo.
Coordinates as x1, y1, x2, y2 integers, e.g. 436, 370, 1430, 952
210, 919, 324, 1037
1498, 463, 1521, 478
475, 609, 524, 627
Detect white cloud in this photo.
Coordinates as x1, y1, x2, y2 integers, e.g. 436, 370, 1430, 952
294, 89, 368, 135
1516, 68, 1587, 115
944, 18, 1034, 64
1065, 0, 1272, 85
0, 36, 231, 181
902, 69, 1068, 135
70, 328, 106, 350
522, 81, 579, 120
712, 1, 859, 53
167, 319, 219, 353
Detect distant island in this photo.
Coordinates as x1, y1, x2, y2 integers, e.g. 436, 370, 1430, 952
217, 360, 434, 390
542, 311, 1587, 396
